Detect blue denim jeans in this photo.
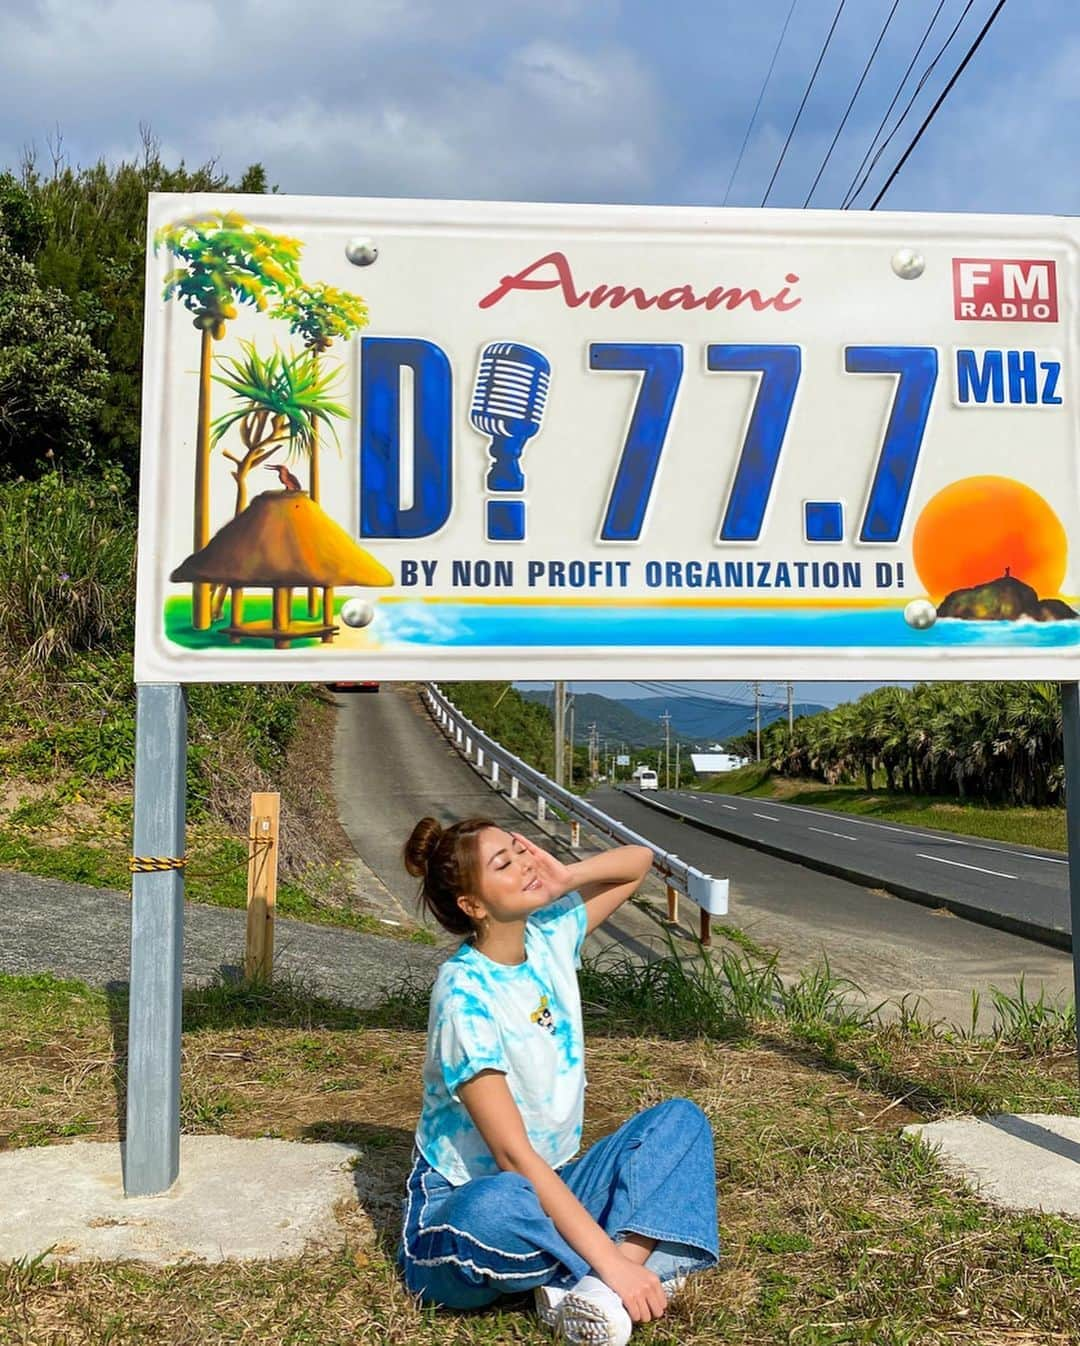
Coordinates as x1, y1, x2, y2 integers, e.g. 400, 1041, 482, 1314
397, 1097, 719, 1309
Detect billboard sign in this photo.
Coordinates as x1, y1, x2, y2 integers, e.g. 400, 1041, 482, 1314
135, 194, 1080, 682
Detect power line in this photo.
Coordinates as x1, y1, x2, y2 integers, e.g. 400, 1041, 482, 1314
803, 0, 902, 207
840, 0, 950, 208
627, 679, 789, 709
722, 0, 800, 206
761, 0, 848, 207
869, 0, 1009, 209
845, 0, 979, 208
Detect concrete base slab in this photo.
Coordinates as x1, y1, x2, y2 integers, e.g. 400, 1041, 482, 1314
904, 1114, 1080, 1217
0, 1136, 362, 1264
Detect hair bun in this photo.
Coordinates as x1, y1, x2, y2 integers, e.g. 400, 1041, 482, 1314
403, 816, 443, 877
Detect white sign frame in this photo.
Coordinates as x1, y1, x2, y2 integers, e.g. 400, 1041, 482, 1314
135, 193, 1080, 683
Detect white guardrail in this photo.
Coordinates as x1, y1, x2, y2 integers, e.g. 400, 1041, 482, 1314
424, 684, 728, 919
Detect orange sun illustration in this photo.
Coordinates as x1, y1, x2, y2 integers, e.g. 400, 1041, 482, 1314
912, 475, 1067, 602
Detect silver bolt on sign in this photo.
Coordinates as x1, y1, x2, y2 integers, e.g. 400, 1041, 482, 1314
346, 237, 379, 266
892, 248, 925, 280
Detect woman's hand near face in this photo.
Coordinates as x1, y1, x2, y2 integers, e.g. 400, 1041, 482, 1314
511, 833, 574, 901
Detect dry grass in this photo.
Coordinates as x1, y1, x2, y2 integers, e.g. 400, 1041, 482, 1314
3, 972, 1080, 1344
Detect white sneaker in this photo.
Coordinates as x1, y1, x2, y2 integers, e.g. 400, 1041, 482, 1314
555, 1276, 633, 1346
534, 1282, 568, 1329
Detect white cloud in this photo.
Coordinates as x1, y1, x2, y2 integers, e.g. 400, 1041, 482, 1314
200, 39, 663, 201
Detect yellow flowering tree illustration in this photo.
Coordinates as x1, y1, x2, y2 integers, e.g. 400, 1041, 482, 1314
273, 283, 368, 613
155, 212, 302, 629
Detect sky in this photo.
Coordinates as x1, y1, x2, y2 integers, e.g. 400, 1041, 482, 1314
3, 0, 1073, 215
3, 0, 1073, 710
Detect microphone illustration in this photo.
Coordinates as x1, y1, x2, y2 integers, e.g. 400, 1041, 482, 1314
470, 341, 551, 493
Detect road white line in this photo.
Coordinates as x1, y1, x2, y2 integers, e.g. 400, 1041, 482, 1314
809, 826, 857, 842
916, 853, 1016, 880
690, 794, 1065, 865
753, 813, 778, 822
720, 804, 738, 811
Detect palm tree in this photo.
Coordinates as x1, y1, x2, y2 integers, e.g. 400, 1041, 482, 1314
272, 282, 368, 614
155, 212, 303, 629
208, 342, 349, 620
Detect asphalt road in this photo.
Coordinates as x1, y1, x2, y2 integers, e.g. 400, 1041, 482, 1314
0, 870, 446, 1006
625, 787, 1070, 946
591, 786, 1073, 1022
330, 685, 671, 963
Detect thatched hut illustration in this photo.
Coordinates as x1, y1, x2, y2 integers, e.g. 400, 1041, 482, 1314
170, 490, 392, 648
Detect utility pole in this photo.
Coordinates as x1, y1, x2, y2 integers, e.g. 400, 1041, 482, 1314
753, 682, 762, 762
567, 696, 575, 786
553, 681, 566, 787
675, 739, 681, 786
660, 711, 672, 789
587, 722, 599, 781
787, 680, 794, 740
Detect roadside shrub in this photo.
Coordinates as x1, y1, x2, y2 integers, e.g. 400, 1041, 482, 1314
0, 469, 135, 666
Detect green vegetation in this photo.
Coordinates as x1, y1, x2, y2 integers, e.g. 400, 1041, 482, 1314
2, 950, 1079, 1343
1, 138, 270, 481
211, 341, 350, 513
0, 470, 133, 666
440, 681, 560, 779
0, 474, 380, 928
0, 235, 107, 478
703, 765, 1067, 852
729, 682, 1064, 809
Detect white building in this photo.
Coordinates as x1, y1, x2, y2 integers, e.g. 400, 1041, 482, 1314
690, 753, 750, 776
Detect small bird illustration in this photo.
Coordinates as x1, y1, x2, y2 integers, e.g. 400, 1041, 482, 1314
265, 462, 303, 492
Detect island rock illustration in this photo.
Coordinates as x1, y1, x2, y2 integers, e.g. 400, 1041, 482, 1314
937, 569, 1077, 623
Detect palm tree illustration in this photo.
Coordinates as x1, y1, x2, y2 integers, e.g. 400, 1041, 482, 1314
272, 282, 368, 614
155, 212, 303, 629
209, 342, 349, 620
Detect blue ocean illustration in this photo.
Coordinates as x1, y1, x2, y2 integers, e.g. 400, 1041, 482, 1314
373, 603, 1080, 649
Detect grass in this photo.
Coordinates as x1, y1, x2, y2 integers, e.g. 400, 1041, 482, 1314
2, 948, 1080, 1344
0, 654, 433, 943
0, 823, 433, 945
701, 765, 1067, 852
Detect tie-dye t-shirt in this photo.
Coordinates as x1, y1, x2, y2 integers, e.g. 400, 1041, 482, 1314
415, 891, 589, 1186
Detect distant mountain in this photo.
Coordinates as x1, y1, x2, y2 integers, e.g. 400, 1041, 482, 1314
521, 690, 662, 746
521, 689, 826, 747
616, 694, 825, 744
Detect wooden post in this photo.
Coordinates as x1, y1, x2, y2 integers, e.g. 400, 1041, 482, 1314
510, 776, 519, 800
570, 821, 581, 848
245, 792, 280, 983
230, 587, 245, 642
537, 796, 547, 822
272, 587, 291, 648
699, 906, 711, 947
491, 761, 500, 786
666, 883, 679, 924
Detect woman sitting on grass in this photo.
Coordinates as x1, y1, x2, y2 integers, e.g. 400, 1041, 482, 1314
396, 817, 719, 1346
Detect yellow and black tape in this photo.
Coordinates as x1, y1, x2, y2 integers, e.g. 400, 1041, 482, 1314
129, 855, 188, 874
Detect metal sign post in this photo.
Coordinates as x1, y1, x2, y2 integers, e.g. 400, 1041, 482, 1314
1059, 683, 1080, 1084
125, 683, 187, 1196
